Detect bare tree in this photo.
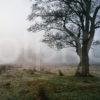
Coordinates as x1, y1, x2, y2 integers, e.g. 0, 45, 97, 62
28, 0, 100, 76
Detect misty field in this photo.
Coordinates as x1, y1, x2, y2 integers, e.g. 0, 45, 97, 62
0, 65, 100, 100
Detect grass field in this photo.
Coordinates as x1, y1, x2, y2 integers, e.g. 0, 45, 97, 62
0, 66, 100, 100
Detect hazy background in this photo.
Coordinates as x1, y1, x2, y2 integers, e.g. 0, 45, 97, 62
0, 0, 100, 66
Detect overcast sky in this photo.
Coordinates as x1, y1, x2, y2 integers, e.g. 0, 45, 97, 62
0, 0, 100, 65
0, 0, 33, 63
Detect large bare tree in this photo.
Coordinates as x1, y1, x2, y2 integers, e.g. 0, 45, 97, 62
28, 0, 100, 76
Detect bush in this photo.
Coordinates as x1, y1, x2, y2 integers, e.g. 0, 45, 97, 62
0, 64, 13, 74
37, 87, 48, 100
58, 70, 64, 76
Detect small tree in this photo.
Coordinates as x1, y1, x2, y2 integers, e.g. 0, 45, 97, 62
28, 0, 100, 76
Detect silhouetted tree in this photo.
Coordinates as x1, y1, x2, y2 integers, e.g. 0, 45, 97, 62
28, 0, 100, 76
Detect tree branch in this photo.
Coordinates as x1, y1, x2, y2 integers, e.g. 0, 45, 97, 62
93, 5, 100, 21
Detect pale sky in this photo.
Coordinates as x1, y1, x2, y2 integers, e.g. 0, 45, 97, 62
0, 0, 34, 63
0, 0, 100, 65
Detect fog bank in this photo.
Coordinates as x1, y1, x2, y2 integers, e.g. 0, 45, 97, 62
0, 0, 100, 66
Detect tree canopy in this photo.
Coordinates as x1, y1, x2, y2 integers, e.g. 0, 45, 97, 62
28, 0, 100, 76
28, 0, 100, 49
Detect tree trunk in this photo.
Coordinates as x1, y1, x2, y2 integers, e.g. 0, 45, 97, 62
75, 58, 82, 76
75, 48, 82, 76
81, 42, 90, 76
75, 40, 90, 76
75, 43, 83, 76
